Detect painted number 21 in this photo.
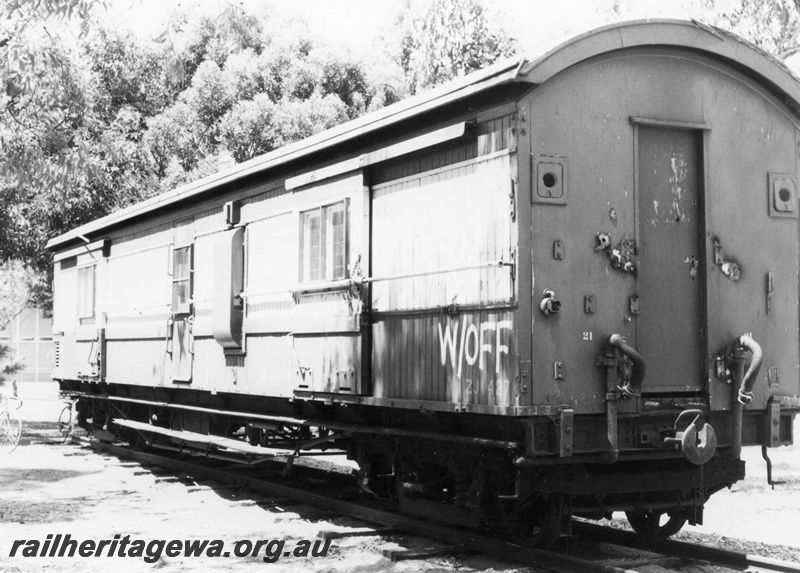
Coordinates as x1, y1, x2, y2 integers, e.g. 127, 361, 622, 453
582, 331, 593, 341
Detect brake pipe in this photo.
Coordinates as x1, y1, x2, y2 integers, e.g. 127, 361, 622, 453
737, 333, 762, 405
730, 333, 763, 459
609, 334, 646, 398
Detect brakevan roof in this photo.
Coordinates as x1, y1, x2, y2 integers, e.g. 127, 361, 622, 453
47, 18, 800, 250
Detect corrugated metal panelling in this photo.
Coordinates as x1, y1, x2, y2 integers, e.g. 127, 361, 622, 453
245, 334, 295, 396
189, 335, 294, 397
106, 339, 166, 386
293, 334, 361, 393
372, 309, 517, 407
106, 246, 170, 315
193, 207, 221, 236
52, 267, 77, 331
241, 186, 291, 222
192, 233, 216, 309
111, 223, 172, 257
477, 115, 513, 155
246, 213, 294, 312
370, 114, 512, 186
371, 151, 514, 311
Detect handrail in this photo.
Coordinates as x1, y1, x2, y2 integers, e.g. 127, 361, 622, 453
240, 259, 514, 299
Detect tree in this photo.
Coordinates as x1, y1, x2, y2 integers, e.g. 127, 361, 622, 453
711, 0, 800, 58
391, 0, 517, 94
0, 344, 24, 390
149, 9, 376, 167
1, 4, 166, 306
155, 5, 267, 89
0, 261, 30, 391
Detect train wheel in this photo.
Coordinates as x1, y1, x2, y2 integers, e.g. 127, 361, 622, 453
501, 497, 561, 547
625, 509, 687, 539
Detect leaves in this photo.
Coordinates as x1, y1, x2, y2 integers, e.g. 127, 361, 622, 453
712, 0, 800, 58
392, 0, 517, 94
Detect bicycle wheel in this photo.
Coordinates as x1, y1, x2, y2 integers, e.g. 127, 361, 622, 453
58, 404, 74, 442
0, 414, 22, 454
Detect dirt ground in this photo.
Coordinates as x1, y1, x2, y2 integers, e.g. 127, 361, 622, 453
1, 383, 799, 571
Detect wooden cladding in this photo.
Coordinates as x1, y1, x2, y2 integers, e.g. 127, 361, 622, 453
371, 114, 515, 186
371, 151, 515, 312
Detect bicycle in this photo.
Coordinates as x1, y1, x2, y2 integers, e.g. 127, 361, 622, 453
58, 398, 77, 442
0, 395, 22, 453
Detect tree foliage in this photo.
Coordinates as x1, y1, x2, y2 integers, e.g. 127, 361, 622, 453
0, 260, 31, 387
14, 0, 800, 315
711, 0, 800, 58
392, 0, 517, 94
0, 2, 388, 307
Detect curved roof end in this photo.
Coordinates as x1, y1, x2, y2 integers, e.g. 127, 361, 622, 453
514, 19, 800, 116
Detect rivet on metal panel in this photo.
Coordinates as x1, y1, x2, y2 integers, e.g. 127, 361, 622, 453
553, 239, 564, 260
767, 402, 781, 448
554, 362, 565, 380
767, 272, 774, 316
518, 361, 530, 395
584, 295, 595, 314
559, 408, 574, 457
629, 295, 640, 316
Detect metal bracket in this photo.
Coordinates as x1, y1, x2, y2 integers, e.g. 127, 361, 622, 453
713, 238, 724, 265
518, 359, 530, 396
584, 295, 595, 314
767, 271, 774, 316
559, 408, 573, 457
553, 239, 564, 261
629, 295, 640, 316
522, 416, 536, 456
509, 178, 517, 221
766, 400, 781, 448
712, 237, 741, 281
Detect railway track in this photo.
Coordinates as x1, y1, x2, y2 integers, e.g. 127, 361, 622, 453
71, 436, 800, 573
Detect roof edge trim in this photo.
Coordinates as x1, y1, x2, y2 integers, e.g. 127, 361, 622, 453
517, 19, 800, 111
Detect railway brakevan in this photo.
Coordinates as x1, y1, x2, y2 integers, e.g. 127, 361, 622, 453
49, 20, 800, 545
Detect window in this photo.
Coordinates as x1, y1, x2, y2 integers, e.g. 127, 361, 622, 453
77, 264, 96, 319
172, 245, 193, 314
299, 200, 348, 282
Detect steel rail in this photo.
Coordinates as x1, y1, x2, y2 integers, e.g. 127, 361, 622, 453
71, 437, 799, 572
572, 521, 800, 573
74, 437, 638, 573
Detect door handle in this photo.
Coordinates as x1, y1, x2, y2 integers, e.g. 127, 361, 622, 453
166, 317, 174, 354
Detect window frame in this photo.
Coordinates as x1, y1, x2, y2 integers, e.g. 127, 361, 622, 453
77, 263, 97, 319
171, 244, 194, 315
298, 199, 349, 283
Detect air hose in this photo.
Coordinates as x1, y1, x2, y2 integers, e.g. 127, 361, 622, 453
609, 334, 646, 397
737, 333, 763, 405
